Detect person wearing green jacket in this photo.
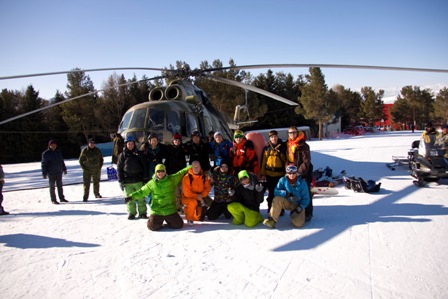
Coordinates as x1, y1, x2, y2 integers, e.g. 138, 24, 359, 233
125, 164, 191, 231
79, 138, 104, 202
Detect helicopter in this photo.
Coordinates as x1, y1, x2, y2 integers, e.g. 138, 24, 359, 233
1, 63, 448, 148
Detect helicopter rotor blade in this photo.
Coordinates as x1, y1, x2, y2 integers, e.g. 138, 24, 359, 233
209, 64, 448, 74
0, 67, 168, 80
205, 75, 298, 106
0, 75, 164, 125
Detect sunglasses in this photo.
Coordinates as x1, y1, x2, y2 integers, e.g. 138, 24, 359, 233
288, 131, 297, 134
156, 170, 165, 173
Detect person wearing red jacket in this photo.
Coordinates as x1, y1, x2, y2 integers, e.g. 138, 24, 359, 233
230, 130, 259, 175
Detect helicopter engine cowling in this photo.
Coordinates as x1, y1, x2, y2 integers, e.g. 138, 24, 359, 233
149, 87, 165, 101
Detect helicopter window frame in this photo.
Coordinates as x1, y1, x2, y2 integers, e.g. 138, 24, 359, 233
147, 109, 164, 130
185, 113, 198, 137
130, 108, 147, 129
118, 110, 133, 132
166, 110, 180, 135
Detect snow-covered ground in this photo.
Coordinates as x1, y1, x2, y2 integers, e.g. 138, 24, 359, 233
1, 131, 447, 299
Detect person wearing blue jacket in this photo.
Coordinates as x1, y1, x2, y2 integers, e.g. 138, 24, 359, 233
41, 140, 68, 204
263, 165, 310, 229
210, 131, 233, 168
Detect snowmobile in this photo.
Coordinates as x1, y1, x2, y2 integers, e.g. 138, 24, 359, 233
409, 136, 448, 187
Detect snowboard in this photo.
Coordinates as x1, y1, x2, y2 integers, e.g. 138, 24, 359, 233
107, 165, 118, 181
311, 186, 338, 195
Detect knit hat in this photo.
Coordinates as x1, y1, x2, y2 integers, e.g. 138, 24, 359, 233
88, 138, 95, 143
238, 170, 249, 180
214, 131, 223, 139
125, 136, 134, 143
173, 133, 182, 140
234, 130, 244, 139
155, 164, 166, 172
48, 140, 57, 146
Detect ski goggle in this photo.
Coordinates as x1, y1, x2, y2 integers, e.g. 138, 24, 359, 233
286, 165, 298, 174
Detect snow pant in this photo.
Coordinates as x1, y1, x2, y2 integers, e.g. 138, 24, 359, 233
227, 202, 263, 228
147, 212, 184, 231
265, 175, 282, 213
305, 188, 313, 219
48, 173, 65, 202
270, 196, 306, 228
124, 182, 146, 216
206, 201, 231, 220
181, 195, 212, 221
82, 168, 101, 199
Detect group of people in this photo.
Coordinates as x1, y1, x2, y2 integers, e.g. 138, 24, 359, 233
122, 126, 314, 231
41, 138, 104, 204
3, 127, 314, 231
422, 122, 448, 157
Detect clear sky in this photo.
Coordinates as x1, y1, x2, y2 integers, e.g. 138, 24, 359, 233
1, 0, 447, 100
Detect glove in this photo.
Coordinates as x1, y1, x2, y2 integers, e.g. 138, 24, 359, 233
290, 206, 303, 218
228, 188, 235, 196
124, 196, 133, 203
43, 174, 47, 179
119, 182, 124, 191
255, 183, 263, 192
63, 170, 67, 175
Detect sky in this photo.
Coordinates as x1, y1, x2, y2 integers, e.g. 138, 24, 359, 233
1, 131, 448, 298
0, 0, 447, 101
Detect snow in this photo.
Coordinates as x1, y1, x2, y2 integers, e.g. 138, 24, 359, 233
1, 131, 448, 299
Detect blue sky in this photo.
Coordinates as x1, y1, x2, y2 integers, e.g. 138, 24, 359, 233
1, 0, 447, 100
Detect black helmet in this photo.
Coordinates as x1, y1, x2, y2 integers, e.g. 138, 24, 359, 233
190, 130, 201, 137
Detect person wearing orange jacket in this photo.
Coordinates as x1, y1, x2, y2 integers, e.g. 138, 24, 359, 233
181, 160, 212, 226
230, 130, 259, 176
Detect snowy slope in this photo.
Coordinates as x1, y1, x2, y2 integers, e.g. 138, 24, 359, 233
1, 131, 447, 299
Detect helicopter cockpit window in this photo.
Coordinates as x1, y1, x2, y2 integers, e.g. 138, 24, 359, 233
166, 110, 180, 134
118, 110, 133, 132
185, 113, 198, 136
130, 108, 147, 129
147, 109, 164, 130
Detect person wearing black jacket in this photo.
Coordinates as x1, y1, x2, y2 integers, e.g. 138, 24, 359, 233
41, 140, 68, 204
184, 130, 213, 176
227, 170, 265, 227
164, 133, 187, 211
117, 136, 149, 220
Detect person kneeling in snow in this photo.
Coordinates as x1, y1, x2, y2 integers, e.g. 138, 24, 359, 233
227, 170, 265, 228
263, 165, 310, 229
125, 164, 191, 231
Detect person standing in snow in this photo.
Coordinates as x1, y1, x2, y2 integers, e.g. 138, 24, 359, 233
79, 138, 104, 201
184, 130, 213, 176
125, 164, 191, 231
227, 170, 265, 228
41, 140, 68, 205
230, 130, 258, 175
210, 131, 233, 168
260, 130, 287, 215
263, 165, 310, 229
117, 136, 148, 220
111, 132, 124, 165
287, 126, 314, 221
0, 164, 9, 215
164, 133, 187, 211
140, 133, 168, 180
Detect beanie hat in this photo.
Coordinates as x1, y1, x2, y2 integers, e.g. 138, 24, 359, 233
88, 138, 95, 143
125, 136, 134, 143
238, 170, 249, 180
234, 130, 244, 139
155, 164, 166, 172
214, 131, 223, 139
173, 133, 182, 140
268, 130, 278, 137
48, 140, 57, 146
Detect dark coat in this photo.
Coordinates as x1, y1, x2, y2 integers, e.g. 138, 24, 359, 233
185, 140, 213, 172
141, 143, 168, 178
232, 173, 264, 212
293, 140, 313, 185
117, 147, 148, 184
164, 144, 187, 175
41, 147, 67, 176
